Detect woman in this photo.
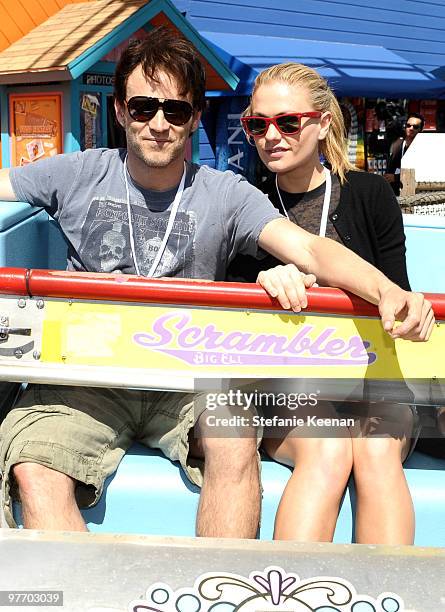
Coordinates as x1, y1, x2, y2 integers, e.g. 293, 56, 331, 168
227, 62, 416, 545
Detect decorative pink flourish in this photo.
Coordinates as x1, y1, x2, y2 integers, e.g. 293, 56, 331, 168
253, 569, 297, 605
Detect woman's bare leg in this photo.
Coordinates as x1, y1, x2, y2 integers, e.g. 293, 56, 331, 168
351, 404, 414, 544
263, 403, 353, 542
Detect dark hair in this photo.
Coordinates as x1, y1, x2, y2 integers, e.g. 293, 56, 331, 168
114, 26, 206, 111
407, 112, 425, 131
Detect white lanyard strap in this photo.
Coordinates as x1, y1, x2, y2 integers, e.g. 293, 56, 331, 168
124, 155, 186, 277
275, 166, 332, 237
318, 167, 331, 238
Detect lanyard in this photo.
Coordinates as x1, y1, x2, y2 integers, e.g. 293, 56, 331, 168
275, 166, 332, 238
124, 155, 186, 277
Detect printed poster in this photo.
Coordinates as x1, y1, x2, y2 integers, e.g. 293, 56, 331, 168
10, 94, 62, 167
80, 92, 102, 150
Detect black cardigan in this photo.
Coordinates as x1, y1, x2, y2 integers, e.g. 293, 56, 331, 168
227, 170, 411, 291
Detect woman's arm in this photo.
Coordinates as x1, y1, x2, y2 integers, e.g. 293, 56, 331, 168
258, 217, 434, 341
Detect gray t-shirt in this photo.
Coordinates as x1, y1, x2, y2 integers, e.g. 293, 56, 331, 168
10, 148, 282, 280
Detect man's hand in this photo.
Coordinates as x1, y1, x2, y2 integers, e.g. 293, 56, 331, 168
379, 286, 435, 341
384, 173, 395, 184
257, 264, 317, 312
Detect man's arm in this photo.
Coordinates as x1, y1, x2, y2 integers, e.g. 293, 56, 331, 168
385, 139, 402, 175
383, 173, 396, 184
258, 218, 434, 341
0, 169, 18, 201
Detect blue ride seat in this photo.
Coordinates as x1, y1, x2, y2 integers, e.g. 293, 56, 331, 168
13, 444, 445, 545
0, 202, 67, 270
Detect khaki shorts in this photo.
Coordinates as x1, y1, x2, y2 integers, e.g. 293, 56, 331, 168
1, 384, 262, 528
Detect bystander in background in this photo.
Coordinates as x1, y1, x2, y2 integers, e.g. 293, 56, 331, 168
384, 113, 424, 196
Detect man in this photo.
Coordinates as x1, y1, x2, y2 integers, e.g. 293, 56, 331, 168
385, 113, 424, 196
0, 28, 434, 536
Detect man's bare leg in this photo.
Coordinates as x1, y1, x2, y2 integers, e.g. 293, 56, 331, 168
196, 436, 260, 538
13, 463, 87, 531
190, 405, 260, 540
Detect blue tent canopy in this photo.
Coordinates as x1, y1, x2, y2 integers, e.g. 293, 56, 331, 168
202, 31, 445, 99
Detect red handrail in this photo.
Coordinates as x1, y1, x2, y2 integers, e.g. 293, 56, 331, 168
1, 267, 444, 319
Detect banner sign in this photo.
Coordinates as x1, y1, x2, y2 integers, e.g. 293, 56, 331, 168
0, 297, 443, 401
215, 96, 258, 183
6, 299, 441, 379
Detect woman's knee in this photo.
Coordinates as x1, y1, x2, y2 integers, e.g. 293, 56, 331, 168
265, 436, 353, 480
353, 437, 406, 480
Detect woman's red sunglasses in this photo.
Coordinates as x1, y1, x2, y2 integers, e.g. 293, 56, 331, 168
241, 112, 322, 137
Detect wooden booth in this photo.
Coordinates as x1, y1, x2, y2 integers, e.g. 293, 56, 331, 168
0, 0, 238, 168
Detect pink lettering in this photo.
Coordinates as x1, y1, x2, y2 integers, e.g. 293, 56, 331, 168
133, 310, 377, 365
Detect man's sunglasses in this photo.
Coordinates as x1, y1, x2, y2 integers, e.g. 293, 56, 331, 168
406, 123, 421, 130
126, 96, 194, 126
241, 112, 322, 137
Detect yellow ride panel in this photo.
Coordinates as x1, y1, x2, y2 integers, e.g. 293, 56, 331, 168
41, 300, 444, 380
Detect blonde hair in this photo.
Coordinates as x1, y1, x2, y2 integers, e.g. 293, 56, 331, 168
247, 62, 356, 183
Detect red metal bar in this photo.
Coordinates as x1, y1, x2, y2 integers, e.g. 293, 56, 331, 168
0, 267, 444, 319
0, 267, 28, 296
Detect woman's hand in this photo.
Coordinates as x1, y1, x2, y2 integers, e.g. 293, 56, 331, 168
378, 287, 435, 341
257, 263, 317, 312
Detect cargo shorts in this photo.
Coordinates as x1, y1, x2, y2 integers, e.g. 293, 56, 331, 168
0, 384, 260, 528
